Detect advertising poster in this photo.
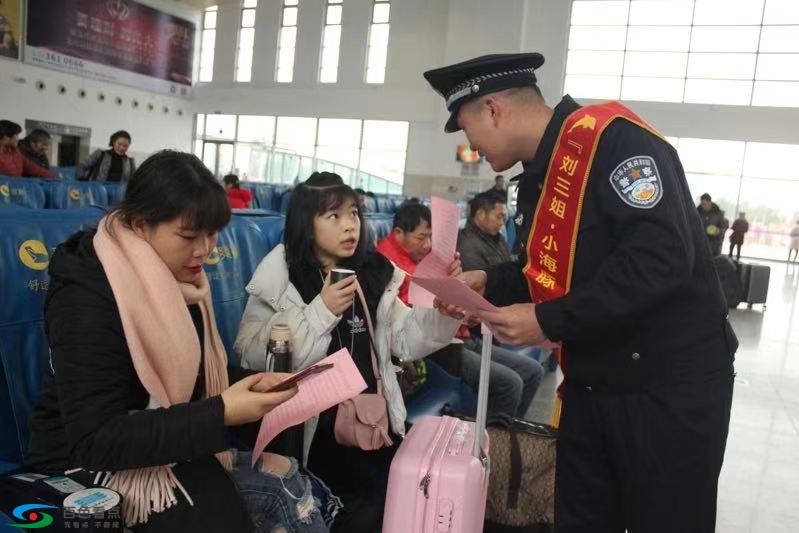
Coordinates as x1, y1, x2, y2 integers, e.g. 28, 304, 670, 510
25, 0, 195, 97
0, 0, 21, 60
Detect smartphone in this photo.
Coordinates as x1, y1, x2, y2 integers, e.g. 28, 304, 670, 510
264, 363, 334, 393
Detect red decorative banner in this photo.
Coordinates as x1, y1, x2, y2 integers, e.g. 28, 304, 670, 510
522, 101, 661, 423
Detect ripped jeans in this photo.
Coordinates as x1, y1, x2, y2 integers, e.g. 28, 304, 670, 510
228, 450, 330, 533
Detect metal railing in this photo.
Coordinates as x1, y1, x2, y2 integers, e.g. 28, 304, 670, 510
231, 146, 403, 195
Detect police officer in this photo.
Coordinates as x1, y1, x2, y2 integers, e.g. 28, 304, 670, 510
425, 53, 737, 533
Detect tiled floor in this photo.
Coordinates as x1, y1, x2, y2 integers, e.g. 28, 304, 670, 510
525, 260, 799, 532
717, 261, 799, 532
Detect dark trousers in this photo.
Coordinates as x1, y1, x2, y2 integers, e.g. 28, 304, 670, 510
554, 375, 733, 533
728, 242, 742, 261
307, 426, 399, 533
709, 238, 723, 256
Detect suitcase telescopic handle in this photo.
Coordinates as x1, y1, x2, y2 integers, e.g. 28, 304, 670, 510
472, 328, 492, 459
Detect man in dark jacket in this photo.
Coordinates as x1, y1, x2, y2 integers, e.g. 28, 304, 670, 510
698, 193, 728, 256
19, 128, 52, 170
459, 191, 512, 271
425, 53, 736, 532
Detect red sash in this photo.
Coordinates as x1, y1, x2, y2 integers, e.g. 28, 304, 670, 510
522, 101, 661, 425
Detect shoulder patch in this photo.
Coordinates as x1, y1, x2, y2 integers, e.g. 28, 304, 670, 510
609, 155, 663, 209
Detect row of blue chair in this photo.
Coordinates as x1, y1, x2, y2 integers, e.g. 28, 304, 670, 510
2, 176, 408, 217
0, 177, 126, 209
364, 213, 394, 246
238, 182, 292, 212
239, 182, 405, 215
0, 207, 474, 475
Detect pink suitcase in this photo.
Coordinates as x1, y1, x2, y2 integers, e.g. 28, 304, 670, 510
383, 332, 492, 533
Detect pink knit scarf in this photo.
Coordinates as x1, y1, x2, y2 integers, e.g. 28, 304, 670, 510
92, 214, 231, 527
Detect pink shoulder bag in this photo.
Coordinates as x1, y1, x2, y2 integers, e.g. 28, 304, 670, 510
334, 281, 394, 450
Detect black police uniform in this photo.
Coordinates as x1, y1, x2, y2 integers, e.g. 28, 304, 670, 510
424, 55, 737, 533
489, 94, 736, 533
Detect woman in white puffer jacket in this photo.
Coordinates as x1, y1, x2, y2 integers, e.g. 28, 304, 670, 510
234, 172, 461, 533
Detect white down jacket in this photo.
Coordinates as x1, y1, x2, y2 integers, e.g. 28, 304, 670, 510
234, 245, 461, 461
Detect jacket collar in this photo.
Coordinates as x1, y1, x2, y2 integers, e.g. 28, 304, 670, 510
376, 232, 418, 275
247, 244, 407, 309
246, 244, 291, 304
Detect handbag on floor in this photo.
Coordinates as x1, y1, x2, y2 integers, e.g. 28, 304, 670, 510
484, 414, 557, 532
442, 408, 557, 532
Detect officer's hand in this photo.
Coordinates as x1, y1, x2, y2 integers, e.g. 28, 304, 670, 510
433, 270, 487, 320
459, 270, 486, 294
478, 303, 549, 347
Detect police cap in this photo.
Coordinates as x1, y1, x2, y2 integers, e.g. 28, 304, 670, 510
423, 53, 545, 133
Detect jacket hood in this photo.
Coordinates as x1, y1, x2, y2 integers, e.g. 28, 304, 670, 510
46, 229, 112, 305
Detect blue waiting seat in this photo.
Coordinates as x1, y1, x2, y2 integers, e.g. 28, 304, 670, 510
101, 182, 127, 206
44, 182, 109, 209
204, 217, 271, 362
278, 190, 292, 214
0, 178, 46, 209
375, 196, 394, 214
252, 184, 276, 212
362, 196, 378, 213
0, 207, 106, 473
271, 185, 291, 210
364, 213, 394, 243
232, 210, 285, 252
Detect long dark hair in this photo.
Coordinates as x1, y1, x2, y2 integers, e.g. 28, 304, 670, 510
114, 150, 231, 232
285, 172, 367, 301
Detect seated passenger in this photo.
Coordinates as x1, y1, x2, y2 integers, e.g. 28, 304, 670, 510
26, 151, 330, 533
0, 120, 55, 178
457, 191, 544, 418
224, 174, 254, 209
19, 128, 52, 170
234, 172, 462, 533
379, 197, 544, 419
77, 130, 136, 182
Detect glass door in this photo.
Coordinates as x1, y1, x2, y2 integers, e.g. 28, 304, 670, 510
201, 141, 235, 176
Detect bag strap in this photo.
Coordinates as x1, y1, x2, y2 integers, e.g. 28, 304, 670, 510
354, 280, 384, 397
507, 431, 523, 509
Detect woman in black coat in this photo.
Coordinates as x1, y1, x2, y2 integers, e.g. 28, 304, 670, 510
26, 151, 332, 533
